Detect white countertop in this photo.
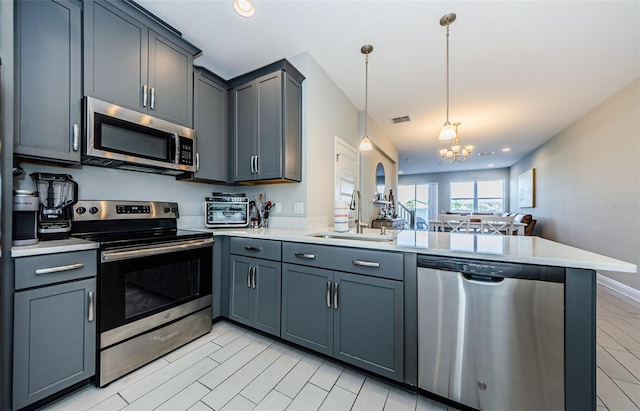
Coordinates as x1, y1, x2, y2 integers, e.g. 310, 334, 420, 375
190, 226, 637, 273
11, 238, 100, 258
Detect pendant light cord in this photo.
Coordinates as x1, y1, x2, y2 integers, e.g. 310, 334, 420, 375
445, 23, 450, 124
365, 53, 369, 136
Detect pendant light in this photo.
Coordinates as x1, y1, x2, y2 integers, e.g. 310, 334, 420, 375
359, 44, 374, 151
438, 13, 457, 141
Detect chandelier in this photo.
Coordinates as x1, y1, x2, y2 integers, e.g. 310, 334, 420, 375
439, 123, 474, 163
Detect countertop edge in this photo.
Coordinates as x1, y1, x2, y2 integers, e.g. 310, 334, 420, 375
11, 239, 100, 258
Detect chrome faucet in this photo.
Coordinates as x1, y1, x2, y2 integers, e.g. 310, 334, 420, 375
350, 189, 368, 233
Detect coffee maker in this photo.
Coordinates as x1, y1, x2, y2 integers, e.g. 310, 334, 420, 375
30, 173, 78, 240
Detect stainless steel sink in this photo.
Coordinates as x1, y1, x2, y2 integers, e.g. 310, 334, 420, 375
307, 232, 397, 242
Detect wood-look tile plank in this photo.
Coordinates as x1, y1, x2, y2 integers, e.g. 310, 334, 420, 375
163, 323, 234, 363
187, 400, 214, 411
209, 333, 259, 364
613, 379, 640, 409
597, 345, 640, 383
43, 357, 170, 410
199, 338, 270, 389
416, 394, 448, 411
254, 390, 292, 411
599, 297, 634, 317
87, 394, 128, 411
211, 327, 247, 347
119, 342, 221, 403
606, 348, 640, 382
201, 344, 285, 410
309, 360, 344, 391
274, 355, 324, 398
609, 318, 640, 345
122, 357, 218, 409
155, 381, 210, 411
597, 406, 609, 411
286, 383, 329, 411
598, 326, 628, 352
220, 394, 256, 411
597, 368, 639, 411
240, 347, 303, 403
597, 395, 605, 406
599, 319, 640, 351
335, 368, 366, 395
384, 386, 418, 411
319, 385, 357, 411
352, 377, 391, 411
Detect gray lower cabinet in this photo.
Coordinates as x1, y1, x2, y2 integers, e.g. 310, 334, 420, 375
281, 261, 404, 381
229, 60, 304, 183
14, 0, 82, 163
83, 0, 200, 127
13, 250, 97, 410
177, 67, 228, 183
229, 255, 281, 337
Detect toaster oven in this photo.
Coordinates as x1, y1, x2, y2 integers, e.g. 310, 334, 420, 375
205, 193, 249, 228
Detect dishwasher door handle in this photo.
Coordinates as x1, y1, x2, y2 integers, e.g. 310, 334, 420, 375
461, 273, 505, 284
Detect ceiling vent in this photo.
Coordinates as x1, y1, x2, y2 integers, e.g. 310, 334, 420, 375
391, 115, 411, 124
477, 151, 495, 157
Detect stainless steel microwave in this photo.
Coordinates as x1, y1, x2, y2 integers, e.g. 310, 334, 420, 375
83, 97, 197, 175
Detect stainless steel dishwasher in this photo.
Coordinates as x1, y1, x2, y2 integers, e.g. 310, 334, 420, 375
417, 256, 565, 411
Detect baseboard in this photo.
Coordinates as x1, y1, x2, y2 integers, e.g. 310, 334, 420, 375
597, 273, 640, 304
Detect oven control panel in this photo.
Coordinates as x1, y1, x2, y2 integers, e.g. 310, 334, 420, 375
74, 200, 179, 221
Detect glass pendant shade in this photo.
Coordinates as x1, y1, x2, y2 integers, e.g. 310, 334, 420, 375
359, 135, 373, 151
439, 122, 457, 140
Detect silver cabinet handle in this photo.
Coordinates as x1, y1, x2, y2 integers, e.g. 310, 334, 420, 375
244, 246, 263, 252
294, 253, 316, 259
250, 156, 255, 174
255, 155, 259, 174
326, 281, 331, 308
143, 85, 148, 107
72, 124, 80, 151
247, 266, 252, 288
88, 291, 95, 322
353, 260, 380, 268
34, 263, 84, 275
252, 266, 256, 289
334, 282, 339, 310
196, 152, 200, 171
150, 87, 155, 109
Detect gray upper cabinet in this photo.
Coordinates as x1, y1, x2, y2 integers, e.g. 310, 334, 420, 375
229, 60, 304, 184
13, 250, 97, 410
83, 0, 201, 127
14, 0, 82, 163
177, 67, 228, 183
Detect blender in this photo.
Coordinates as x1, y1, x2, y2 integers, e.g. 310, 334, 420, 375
30, 173, 78, 240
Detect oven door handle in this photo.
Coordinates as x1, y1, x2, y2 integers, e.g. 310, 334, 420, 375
101, 238, 213, 262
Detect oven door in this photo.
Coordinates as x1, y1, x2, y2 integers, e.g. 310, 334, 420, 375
99, 237, 213, 342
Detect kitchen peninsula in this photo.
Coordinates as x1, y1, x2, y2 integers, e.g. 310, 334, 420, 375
201, 226, 636, 411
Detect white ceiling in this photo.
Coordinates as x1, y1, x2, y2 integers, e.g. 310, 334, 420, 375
136, 0, 640, 175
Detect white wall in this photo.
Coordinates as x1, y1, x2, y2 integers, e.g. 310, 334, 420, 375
510, 78, 640, 291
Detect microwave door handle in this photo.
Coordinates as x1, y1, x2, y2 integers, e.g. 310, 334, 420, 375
173, 134, 180, 165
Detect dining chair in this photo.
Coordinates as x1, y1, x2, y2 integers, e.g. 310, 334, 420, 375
438, 214, 471, 233
480, 215, 515, 235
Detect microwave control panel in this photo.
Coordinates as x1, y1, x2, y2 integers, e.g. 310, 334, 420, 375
178, 136, 194, 166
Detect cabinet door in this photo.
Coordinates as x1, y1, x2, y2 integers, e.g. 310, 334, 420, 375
229, 256, 253, 327
15, 0, 81, 163
333, 272, 404, 381
231, 82, 257, 181
281, 263, 333, 356
283, 72, 303, 181
191, 70, 227, 182
147, 30, 193, 127
83, 0, 148, 113
255, 71, 283, 180
253, 259, 281, 336
13, 278, 96, 410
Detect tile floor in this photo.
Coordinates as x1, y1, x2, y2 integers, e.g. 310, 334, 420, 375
45, 284, 640, 411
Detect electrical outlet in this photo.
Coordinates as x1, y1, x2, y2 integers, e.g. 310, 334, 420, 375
275, 202, 281, 213
294, 202, 304, 214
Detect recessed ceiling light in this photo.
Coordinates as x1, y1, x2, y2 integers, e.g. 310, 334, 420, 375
488, 164, 495, 167
234, 0, 255, 17
398, 170, 404, 174
501, 147, 511, 152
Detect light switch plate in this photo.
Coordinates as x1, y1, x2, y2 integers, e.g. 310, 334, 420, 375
294, 202, 304, 214
275, 202, 281, 213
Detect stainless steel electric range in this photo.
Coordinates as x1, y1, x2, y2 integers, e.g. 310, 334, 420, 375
71, 200, 213, 387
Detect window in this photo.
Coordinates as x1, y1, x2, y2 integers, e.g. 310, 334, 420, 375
450, 179, 505, 212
